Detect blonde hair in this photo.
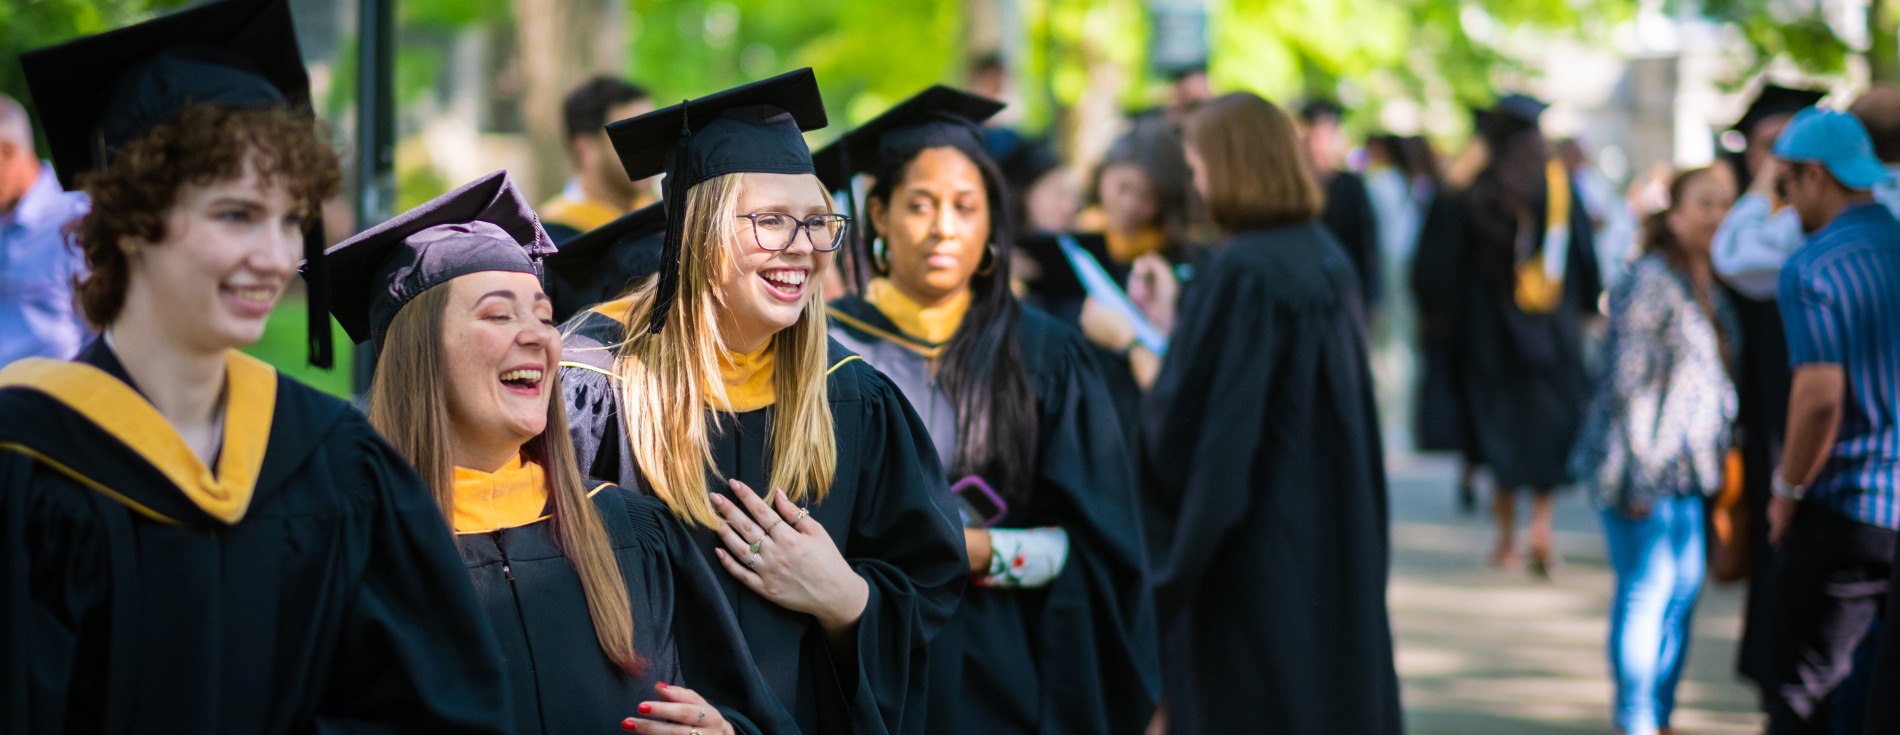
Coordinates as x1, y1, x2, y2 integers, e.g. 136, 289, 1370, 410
605, 172, 837, 529
369, 282, 643, 676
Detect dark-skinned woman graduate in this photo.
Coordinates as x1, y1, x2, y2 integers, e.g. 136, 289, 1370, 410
820, 87, 1160, 734
556, 70, 967, 735
324, 170, 797, 735
0, 0, 511, 731
1142, 91, 1403, 734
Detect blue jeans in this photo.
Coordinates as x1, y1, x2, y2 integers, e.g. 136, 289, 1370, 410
1601, 494, 1706, 734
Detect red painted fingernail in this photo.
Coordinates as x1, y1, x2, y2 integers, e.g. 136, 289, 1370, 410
638, 703, 652, 714
658, 681, 670, 690
621, 718, 637, 731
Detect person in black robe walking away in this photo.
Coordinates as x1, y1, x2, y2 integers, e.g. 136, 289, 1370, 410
821, 86, 1160, 734
1302, 98, 1383, 313
330, 170, 797, 735
1414, 94, 1601, 576
1143, 91, 1402, 734
556, 70, 968, 735
0, 1, 513, 731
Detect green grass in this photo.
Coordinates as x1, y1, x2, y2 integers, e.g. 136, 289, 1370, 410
239, 294, 357, 399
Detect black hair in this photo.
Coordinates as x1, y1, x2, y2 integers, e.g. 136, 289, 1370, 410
1466, 122, 1552, 294
562, 76, 650, 141
864, 136, 1039, 503
1089, 114, 1194, 249
1299, 98, 1344, 125
1398, 136, 1443, 188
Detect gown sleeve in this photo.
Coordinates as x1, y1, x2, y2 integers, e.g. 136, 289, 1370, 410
835, 367, 968, 735
627, 495, 799, 735
1140, 254, 1283, 627
314, 422, 513, 734
0, 451, 111, 735
1023, 330, 1163, 731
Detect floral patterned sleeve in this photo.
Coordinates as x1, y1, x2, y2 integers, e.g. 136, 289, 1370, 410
975, 527, 1071, 589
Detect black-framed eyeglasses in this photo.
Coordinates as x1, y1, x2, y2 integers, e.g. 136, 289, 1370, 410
735, 212, 851, 252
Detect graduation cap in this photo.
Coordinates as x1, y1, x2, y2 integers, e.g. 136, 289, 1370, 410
542, 203, 667, 323
322, 171, 557, 350
1474, 93, 1548, 144
811, 85, 1006, 188
19, 0, 333, 366
1733, 84, 1827, 137
605, 68, 828, 334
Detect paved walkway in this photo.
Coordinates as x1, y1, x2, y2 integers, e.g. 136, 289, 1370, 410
1387, 452, 1764, 734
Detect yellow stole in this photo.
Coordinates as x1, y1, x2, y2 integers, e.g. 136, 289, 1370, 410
862, 277, 969, 344
1104, 225, 1167, 264
452, 455, 551, 533
716, 343, 776, 412
1514, 158, 1573, 314
0, 351, 278, 524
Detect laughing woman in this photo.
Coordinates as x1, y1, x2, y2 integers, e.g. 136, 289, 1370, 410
0, 1, 511, 731
332, 172, 794, 735
558, 71, 966, 735
823, 87, 1159, 734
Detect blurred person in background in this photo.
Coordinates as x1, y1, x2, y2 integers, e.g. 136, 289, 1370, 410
539, 76, 654, 242
1413, 94, 1601, 575
0, 93, 89, 367
1301, 98, 1382, 313
1570, 167, 1739, 735
1560, 138, 1640, 289
1143, 90, 1400, 734
1756, 107, 1900, 735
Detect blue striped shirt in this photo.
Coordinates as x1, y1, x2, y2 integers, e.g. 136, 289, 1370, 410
1779, 202, 1900, 529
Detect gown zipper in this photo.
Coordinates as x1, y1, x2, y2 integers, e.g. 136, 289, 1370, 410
494, 531, 549, 734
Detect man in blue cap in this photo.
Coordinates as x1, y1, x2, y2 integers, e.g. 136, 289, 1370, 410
1760, 105, 1900, 733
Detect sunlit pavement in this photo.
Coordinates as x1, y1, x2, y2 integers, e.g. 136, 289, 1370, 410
1387, 452, 1764, 734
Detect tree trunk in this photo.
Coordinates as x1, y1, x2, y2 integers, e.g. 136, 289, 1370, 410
1871, 0, 1900, 84
512, 0, 614, 201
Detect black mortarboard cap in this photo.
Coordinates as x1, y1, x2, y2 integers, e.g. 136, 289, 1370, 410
1474, 93, 1548, 145
542, 203, 667, 323
811, 85, 1005, 186
20, 0, 312, 191
1733, 84, 1828, 136
605, 68, 828, 334
322, 171, 557, 349
20, 0, 332, 367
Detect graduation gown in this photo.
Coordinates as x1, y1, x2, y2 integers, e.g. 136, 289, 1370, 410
1410, 191, 1471, 452
1322, 170, 1384, 309
0, 340, 511, 734
458, 483, 795, 735
559, 309, 967, 735
827, 298, 1161, 734
1142, 222, 1403, 734
1417, 188, 1601, 488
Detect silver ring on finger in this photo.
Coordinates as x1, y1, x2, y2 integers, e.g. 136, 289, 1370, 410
698, 707, 706, 724
749, 552, 762, 568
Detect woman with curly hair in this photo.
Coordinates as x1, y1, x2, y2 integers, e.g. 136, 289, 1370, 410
0, 1, 512, 731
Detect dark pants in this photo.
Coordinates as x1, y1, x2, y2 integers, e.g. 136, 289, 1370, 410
1765, 505, 1896, 734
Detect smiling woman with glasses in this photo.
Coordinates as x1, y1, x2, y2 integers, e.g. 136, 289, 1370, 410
555, 70, 966, 735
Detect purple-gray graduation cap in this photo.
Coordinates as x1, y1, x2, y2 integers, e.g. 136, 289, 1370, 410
321, 171, 557, 350
604, 68, 829, 334
19, 0, 332, 365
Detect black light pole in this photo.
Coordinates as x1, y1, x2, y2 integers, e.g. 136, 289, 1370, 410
351, 0, 395, 396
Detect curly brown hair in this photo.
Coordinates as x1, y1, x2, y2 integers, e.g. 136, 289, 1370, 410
72, 104, 342, 328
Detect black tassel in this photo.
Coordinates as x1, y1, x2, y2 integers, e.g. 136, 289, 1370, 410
303, 227, 334, 368
647, 102, 693, 335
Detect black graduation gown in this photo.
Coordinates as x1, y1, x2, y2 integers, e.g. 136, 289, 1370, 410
0, 340, 512, 734
1729, 285, 1791, 687
826, 298, 1161, 734
1420, 187, 1601, 488
558, 311, 967, 735
1410, 191, 1471, 452
1322, 170, 1384, 309
1141, 222, 1403, 734
458, 484, 795, 735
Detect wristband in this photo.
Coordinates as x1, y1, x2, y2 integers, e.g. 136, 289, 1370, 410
1772, 473, 1807, 501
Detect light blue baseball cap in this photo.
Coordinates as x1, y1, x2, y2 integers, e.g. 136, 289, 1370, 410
1773, 106, 1893, 191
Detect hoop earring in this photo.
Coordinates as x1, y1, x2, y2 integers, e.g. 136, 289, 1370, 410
872, 237, 890, 273
974, 243, 999, 277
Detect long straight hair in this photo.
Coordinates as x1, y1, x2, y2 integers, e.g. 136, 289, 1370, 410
368, 283, 642, 676
602, 173, 837, 530
865, 139, 1039, 503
